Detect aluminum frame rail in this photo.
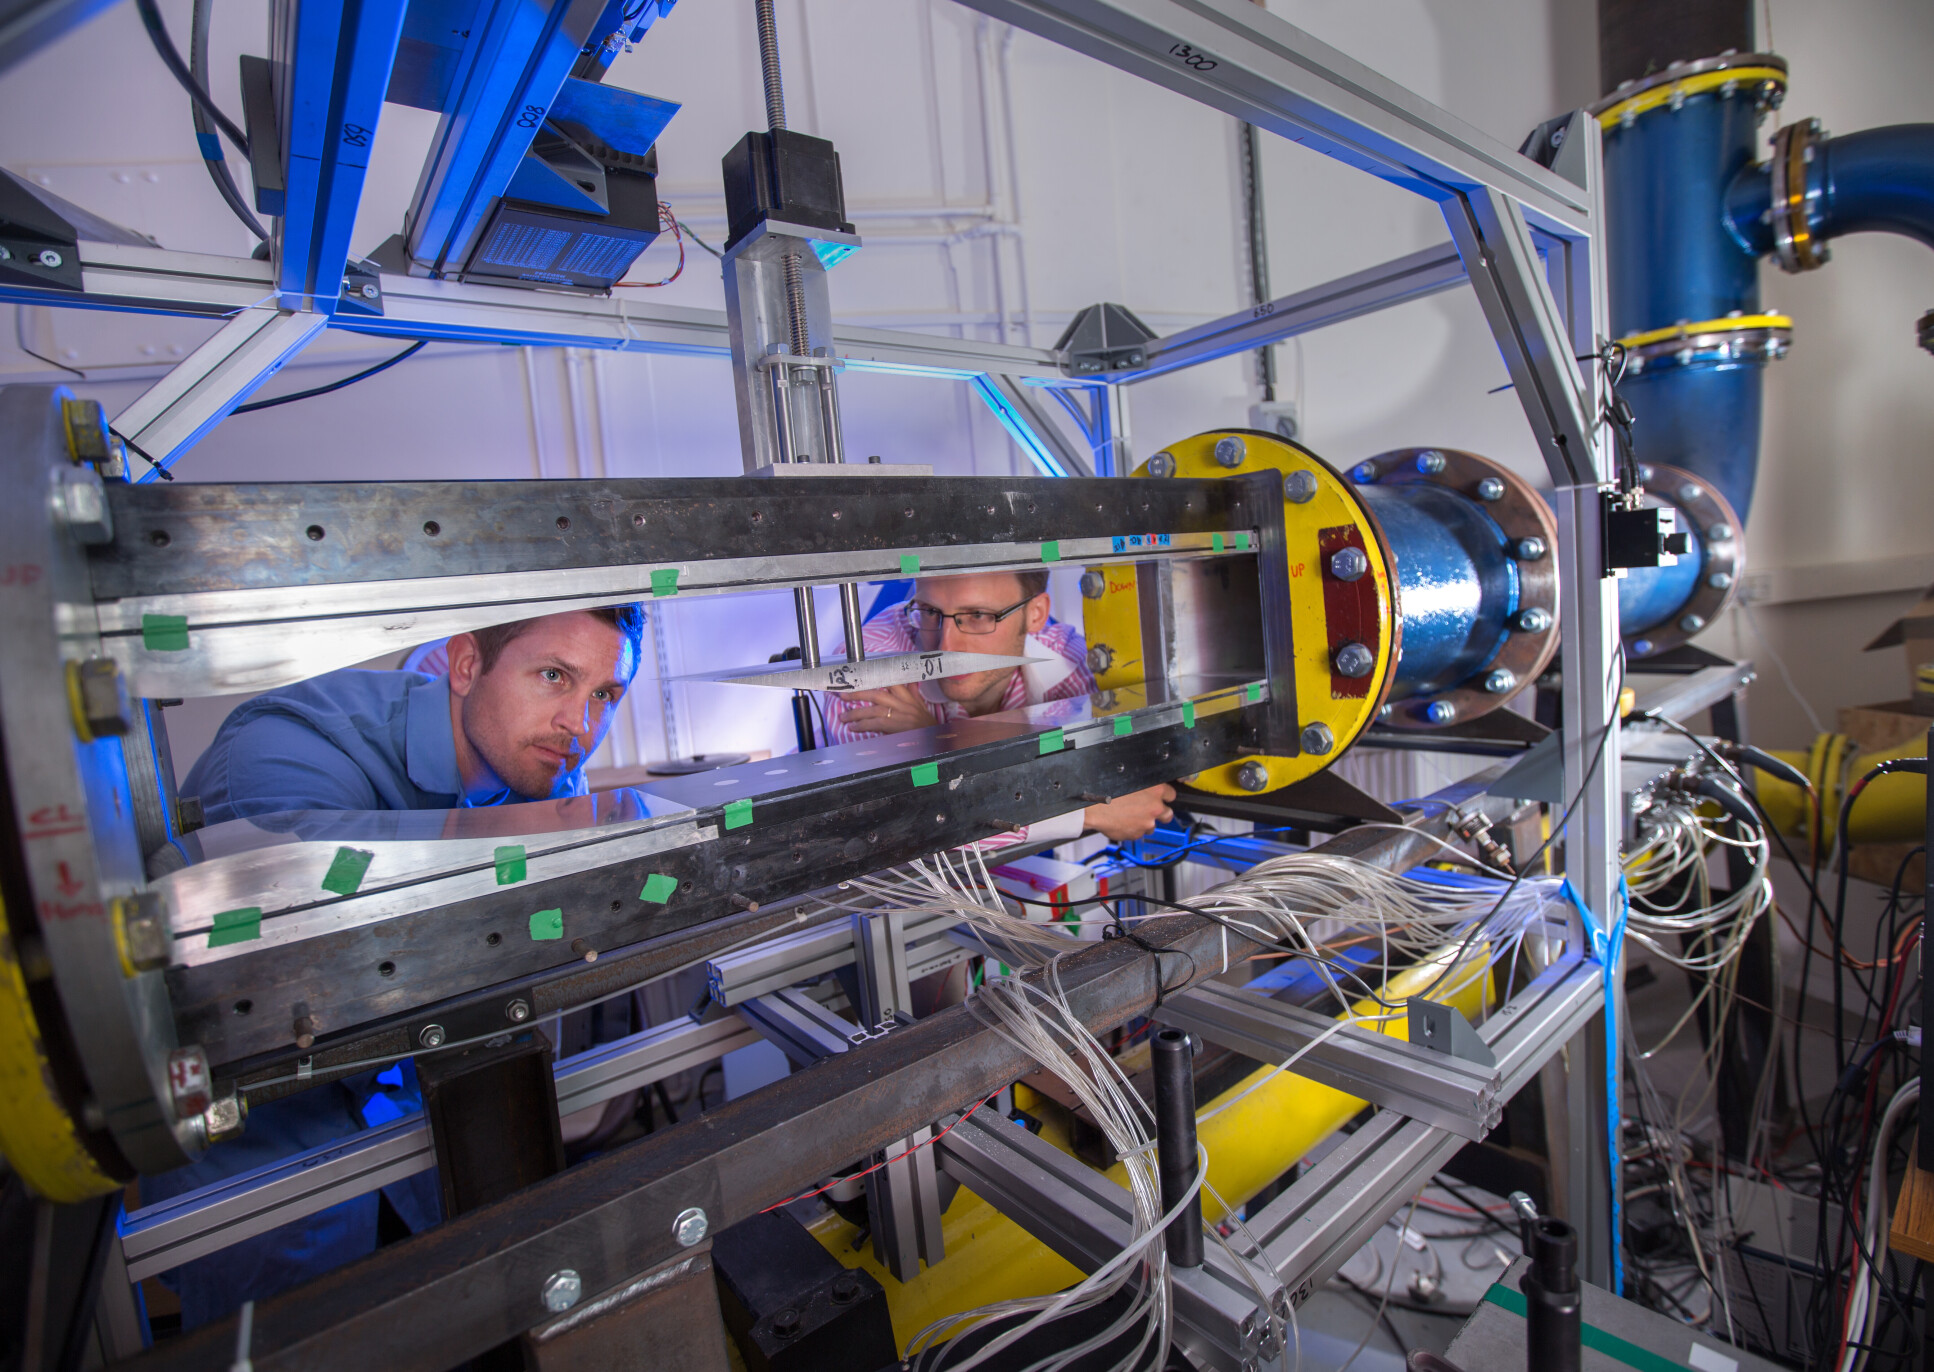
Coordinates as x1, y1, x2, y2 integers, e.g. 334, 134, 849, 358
936, 952, 1604, 1372
1156, 980, 1503, 1141
118, 1010, 762, 1283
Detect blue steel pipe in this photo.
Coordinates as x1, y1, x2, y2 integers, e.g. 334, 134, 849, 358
1357, 484, 1519, 699
1725, 124, 1934, 258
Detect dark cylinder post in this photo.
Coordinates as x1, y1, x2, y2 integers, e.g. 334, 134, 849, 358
1151, 1027, 1203, 1268
1521, 1216, 1582, 1372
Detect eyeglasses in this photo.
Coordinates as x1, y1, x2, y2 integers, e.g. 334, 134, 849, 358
902, 597, 1033, 638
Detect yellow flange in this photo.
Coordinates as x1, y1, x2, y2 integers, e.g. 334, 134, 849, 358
0, 888, 120, 1201
1083, 430, 1396, 796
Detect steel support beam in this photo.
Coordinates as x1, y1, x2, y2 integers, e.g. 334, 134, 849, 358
110, 306, 327, 474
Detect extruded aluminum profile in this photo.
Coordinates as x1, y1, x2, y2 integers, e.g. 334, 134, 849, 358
1629, 661, 1758, 724
741, 987, 864, 1064
119, 1011, 760, 1282
1156, 981, 1503, 1141
707, 907, 960, 1006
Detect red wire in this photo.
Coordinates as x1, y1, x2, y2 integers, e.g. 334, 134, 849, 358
614, 204, 685, 288
760, 1091, 1000, 1214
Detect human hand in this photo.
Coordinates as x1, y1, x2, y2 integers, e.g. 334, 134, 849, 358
1082, 783, 1176, 842
836, 682, 933, 735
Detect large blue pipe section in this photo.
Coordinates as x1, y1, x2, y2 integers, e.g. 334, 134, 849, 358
1357, 484, 1520, 699
1602, 51, 1934, 526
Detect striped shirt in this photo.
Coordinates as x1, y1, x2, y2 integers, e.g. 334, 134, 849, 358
821, 616, 1096, 744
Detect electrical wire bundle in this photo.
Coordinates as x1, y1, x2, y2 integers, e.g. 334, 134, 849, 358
817, 839, 1581, 1371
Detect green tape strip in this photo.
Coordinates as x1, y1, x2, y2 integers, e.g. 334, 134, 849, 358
1481, 1285, 1690, 1372
1235, 531, 1252, 551
1212, 533, 1225, 553
724, 798, 754, 830
529, 908, 564, 941
142, 614, 189, 653
321, 846, 373, 896
1038, 727, 1065, 755
1040, 540, 1061, 563
1112, 715, 1132, 738
911, 761, 940, 787
1182, 700, 1196, 728
1245, 682, 1262, 704
900, 553, 921, 575
208, 907, 262, 948
650, 567, 680, 597
639, 873, 678, 904
494, 845, 527, 885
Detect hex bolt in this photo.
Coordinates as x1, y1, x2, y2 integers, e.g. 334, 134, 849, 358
541, 1270, 582, 1314
1513, 607, 1554, 633
505, 998, 531, 1023
1328, 546, 1368, 581
1476, 476, 1506, 501
113, 895, 170, 974
1087, 644, 1113, 674
1636, 463, 1656, 485
1677, 482, 1702, 505
69, 659, 131, 739
673, 1206, 709, 1247
773, 1308, 802, 1339
1350, 462, 1378, 484
1679, 612, 1707, 633
1332, 641, 1375, 678
360, 283, 379, 300
1484, 668, 1517, 694
1299, 722, 1334, 756
1631, 638, 1655, 657
1212, 436, 1246, 468
37, 249, 62, 269
1414, 450, 1446, 474
1513, 536, 1548, 561
1707, 522, 1733, 542
417, 1023, 446, 1049
1425, 700, 1458, 725
1282, 469, 1318, 504
1234, 760, 1270, 792
1707, 570, 1734, 590
1079, 569, 1107, 599
1145, 452, 1176, 478
1377, 702, 1394, 720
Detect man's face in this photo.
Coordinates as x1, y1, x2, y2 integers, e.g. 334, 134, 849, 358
911, 573, 1048, 704
449, 612, 636, 799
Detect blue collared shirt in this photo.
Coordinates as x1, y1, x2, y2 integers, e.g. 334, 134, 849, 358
181, 668, 587, 825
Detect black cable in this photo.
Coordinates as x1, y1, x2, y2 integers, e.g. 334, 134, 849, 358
134, 0, 251, 155
233, 340, 427, 413
1094, 825, 1302, 870
1427, 1174, 1518, 1239
677, 220, 723, 259
189, 0, 267, 240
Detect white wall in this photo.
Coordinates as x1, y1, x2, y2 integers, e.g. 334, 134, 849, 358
0, 0, 1924, 770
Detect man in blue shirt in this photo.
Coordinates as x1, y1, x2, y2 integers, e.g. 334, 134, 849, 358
148, 605, 644, 1330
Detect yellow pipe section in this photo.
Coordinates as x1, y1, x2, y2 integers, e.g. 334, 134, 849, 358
808, 953, 1494, 1353
1754, 732, 1928, 848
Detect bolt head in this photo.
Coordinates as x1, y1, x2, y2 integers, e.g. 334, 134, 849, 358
418, 1023, 446, 1049
505, 998, 530, 1023
1631, 638, 1655, 657
1424, 700, 1457, 725
1636, 464, 1655, 485
1476, 476, 1506, 502
1679, 612, 1707, 633
1707, 522, 1733, 542
1484, 668, 1517, 694
1212, 436, 1246, 468
1235, 760, 1270, 792
1513, 607, 1553, 633
1079, 569, 1106, 599
360, 283, 379, 300
1707, 570, 1734, 590
1513, 536, 1547, 561
1328, 546, 1368, 582
36, 249, 61, 269
1299, 722, 1334, 756
201, 1093, 247, 1143
1332, 641, 1375, 678
1377, 703, 1394, 720
1415, 450, 1447, 474
674, 1205, 709, 1247
71, 658, 130, 738
166, 1045, 212, 1116
541, 1270, 583, 1313
1086, 644, 1113, 674
1282, 469, 1319, 504
1145, 452, 1176, 478
1351, 462, 1377, 484
1676, 482, 1702, 505
116, 897, 171, 974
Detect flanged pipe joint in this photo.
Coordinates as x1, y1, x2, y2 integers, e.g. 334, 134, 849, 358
1617, 461, 1745, 660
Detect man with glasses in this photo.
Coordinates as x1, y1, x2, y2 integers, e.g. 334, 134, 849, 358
823, 570, 1174, 842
